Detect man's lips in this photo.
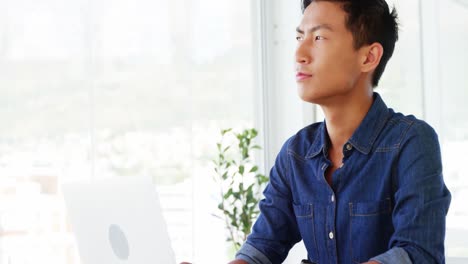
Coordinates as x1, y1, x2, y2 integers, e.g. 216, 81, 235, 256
296, 72, 313, 81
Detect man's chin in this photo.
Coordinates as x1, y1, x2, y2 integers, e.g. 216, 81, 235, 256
299, 97, 319, 104
298, 85, 321, 103
297, 92, 324, 105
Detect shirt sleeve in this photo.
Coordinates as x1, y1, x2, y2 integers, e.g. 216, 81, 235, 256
236, 137, 302, 264
387, 120, 451, 263
370, 247, 412, 264
236, 243, 273, 264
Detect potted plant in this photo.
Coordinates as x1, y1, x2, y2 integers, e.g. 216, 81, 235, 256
212, 128, 269, 251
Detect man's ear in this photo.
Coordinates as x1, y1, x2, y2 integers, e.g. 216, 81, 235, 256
360, 43, 384, 73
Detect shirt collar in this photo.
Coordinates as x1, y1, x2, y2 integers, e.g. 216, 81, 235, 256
306, 92, 390, 158
305, 121, 328, 159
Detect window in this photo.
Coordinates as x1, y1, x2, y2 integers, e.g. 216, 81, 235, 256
0, 0, 259, 263
438, 0, 468, 259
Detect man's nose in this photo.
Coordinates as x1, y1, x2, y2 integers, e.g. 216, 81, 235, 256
295, 41, 311, 65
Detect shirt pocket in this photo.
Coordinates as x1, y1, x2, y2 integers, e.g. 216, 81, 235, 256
293, 203, 319, 263
349, 198, 393, 263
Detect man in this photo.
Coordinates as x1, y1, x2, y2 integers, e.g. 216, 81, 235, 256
229, 0, 451, 263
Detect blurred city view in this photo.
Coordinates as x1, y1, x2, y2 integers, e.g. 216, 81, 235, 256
0, 0, 255, 263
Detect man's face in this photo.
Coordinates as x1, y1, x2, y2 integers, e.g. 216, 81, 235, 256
295, 1, 364, 105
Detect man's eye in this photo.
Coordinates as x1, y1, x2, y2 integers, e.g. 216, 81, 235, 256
315, 36, 324, 41
296, 36, 304, 41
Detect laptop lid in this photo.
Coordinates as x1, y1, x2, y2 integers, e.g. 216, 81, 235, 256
62, 177, 176, 264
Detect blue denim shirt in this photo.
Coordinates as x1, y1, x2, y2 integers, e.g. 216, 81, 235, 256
236, 93, 451, 264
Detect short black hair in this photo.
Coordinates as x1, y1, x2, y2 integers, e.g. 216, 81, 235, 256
301, 0, 399, 87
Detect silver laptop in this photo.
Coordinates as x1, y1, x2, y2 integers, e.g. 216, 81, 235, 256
62, 177, 176, 264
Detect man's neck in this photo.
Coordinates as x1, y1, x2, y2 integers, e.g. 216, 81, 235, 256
321, 89, 374, 150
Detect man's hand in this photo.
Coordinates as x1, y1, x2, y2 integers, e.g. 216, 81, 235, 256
228, 260, 248, 264
362, 261, 380, 264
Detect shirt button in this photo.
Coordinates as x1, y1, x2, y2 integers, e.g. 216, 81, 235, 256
346, 143, 353, 151
329, 231, 334, 239
331, 195, 335, 202
321, 163, 327, 170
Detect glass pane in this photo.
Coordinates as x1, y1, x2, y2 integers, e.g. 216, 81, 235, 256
0, 0, 257, 263
0, 1, 88, 263
92, 0, 256, 262
376, 0, 423, 117
439, 0, 468, 258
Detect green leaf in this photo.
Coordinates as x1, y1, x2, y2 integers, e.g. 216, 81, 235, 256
246, 186, 254, 201
223, 189, 233, 199
257, 174, 269, 184
235, 241, 242, 249
249, 166, 258, 173
221, 128, 232, 135
242, 149, 248, 159
238, 165, 244, 174
246, 183, 254, 192
252, 129, 258, 137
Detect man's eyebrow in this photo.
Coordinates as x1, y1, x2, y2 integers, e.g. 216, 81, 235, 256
296, 24, 334, 34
